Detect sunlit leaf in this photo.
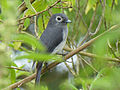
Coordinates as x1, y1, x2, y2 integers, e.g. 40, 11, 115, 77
59, 80, 78, 90
90, 68, 120, 90
10, 69, 16, 84
25, 0, 48, 15
85, 0, 97, 14
15, 52, 62, 61
24, 18, 30, 29
38, 14, 49, 36
16, 71, 31, 78
12, 33, 45, 51
35, 85, 48, 90
115, 0, 118, 5
24, 0, 36, 13
13, 42, 21, 50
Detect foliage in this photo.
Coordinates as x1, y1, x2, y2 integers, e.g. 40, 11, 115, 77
0, 0, 120, 90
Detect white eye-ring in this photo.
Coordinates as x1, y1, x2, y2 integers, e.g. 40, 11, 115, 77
56, 16, 63, 22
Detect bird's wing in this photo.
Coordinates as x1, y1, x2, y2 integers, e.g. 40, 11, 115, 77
40, 27, 63, 53
35, 27, 63, 84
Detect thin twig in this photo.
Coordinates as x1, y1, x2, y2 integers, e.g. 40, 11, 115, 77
79, 11, 88, 29
76, 55, 80, 75
78, 56, 87, 75
71, 57, 76, 72
90, 0, 106, 36
111, 0, 115, 11
29, 2, 39, 38
79, 1, 99, 46
64, 47, 120, 63
34, 16, 39, 38
18, 0, 35, 13
116, 39, 119, 53
80, 56, 98, 73
64, 62, 76, 76
18, 0, 61, 22
104, 18, 107, 30
72, 0, 83, 40
42, 14, 45, 30
107, 40, 120, 60
5, 66, 29, 72
18, 19, 25, 31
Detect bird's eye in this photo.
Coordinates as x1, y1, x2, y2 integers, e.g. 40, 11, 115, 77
56, 16, 63, 22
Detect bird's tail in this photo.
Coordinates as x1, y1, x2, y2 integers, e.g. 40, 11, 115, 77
35, 62, 43, 84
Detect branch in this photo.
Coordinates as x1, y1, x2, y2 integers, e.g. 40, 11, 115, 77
64, 46, 120, 62
79, 1, 99, 45
64, 62, 76, 76
18, 0, 35, 13
107, 40, 120, 60
18, 0, 61, 22
80, 51, 120, 62
3, 73, 36, 90
80, 56, 98, 73
34, 16, 39, 38
5, 66, 29, 72
111, 0, 115, 11
90, 0, 106, 36
4, 24, 120, 89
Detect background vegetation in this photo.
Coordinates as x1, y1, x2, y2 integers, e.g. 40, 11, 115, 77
0, 0, 120, 90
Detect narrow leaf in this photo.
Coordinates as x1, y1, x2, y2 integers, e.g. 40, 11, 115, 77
10, 69, 16, 84
15, 52, 62, 61
24, 0, 36, 13
12, 33, 45, 51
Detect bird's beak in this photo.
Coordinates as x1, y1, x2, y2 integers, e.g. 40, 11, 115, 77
66, 19, 71, 23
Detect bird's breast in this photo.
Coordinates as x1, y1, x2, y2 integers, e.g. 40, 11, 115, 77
52, 28, 68, 54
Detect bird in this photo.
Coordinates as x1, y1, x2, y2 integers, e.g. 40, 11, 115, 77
35, 13, 71, 84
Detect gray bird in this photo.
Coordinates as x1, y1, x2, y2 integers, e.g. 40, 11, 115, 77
35, 13, 71, 84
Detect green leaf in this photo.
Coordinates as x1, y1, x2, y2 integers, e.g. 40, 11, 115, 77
90, 68, 120, 90
13, 42, 21, 50
25, 0, 48, 15
59, 80, 78, 90
90, 69, 104, 90
71, 0, 75, 7
16, 88, 21, 90
74, 77, 88, 90
106, 0, 118, 7
24, 0, 36, 13
24, 18, 30, 28
0, 0, 8, 18
15, 52, 62, 61
37, 14, 49, 36
35, 85, 48, 90
12, 33, 45, 51
9, 69, 16, 84
16, 71, 31, 78
115, 0, 118, 5
85, 0, 97, 14
51, 7, 62, 14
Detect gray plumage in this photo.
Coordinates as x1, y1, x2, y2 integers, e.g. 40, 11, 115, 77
36, 13, 71, 84
40, 13, 70, 53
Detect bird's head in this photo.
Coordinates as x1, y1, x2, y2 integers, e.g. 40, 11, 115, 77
48, 13, 71, 27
